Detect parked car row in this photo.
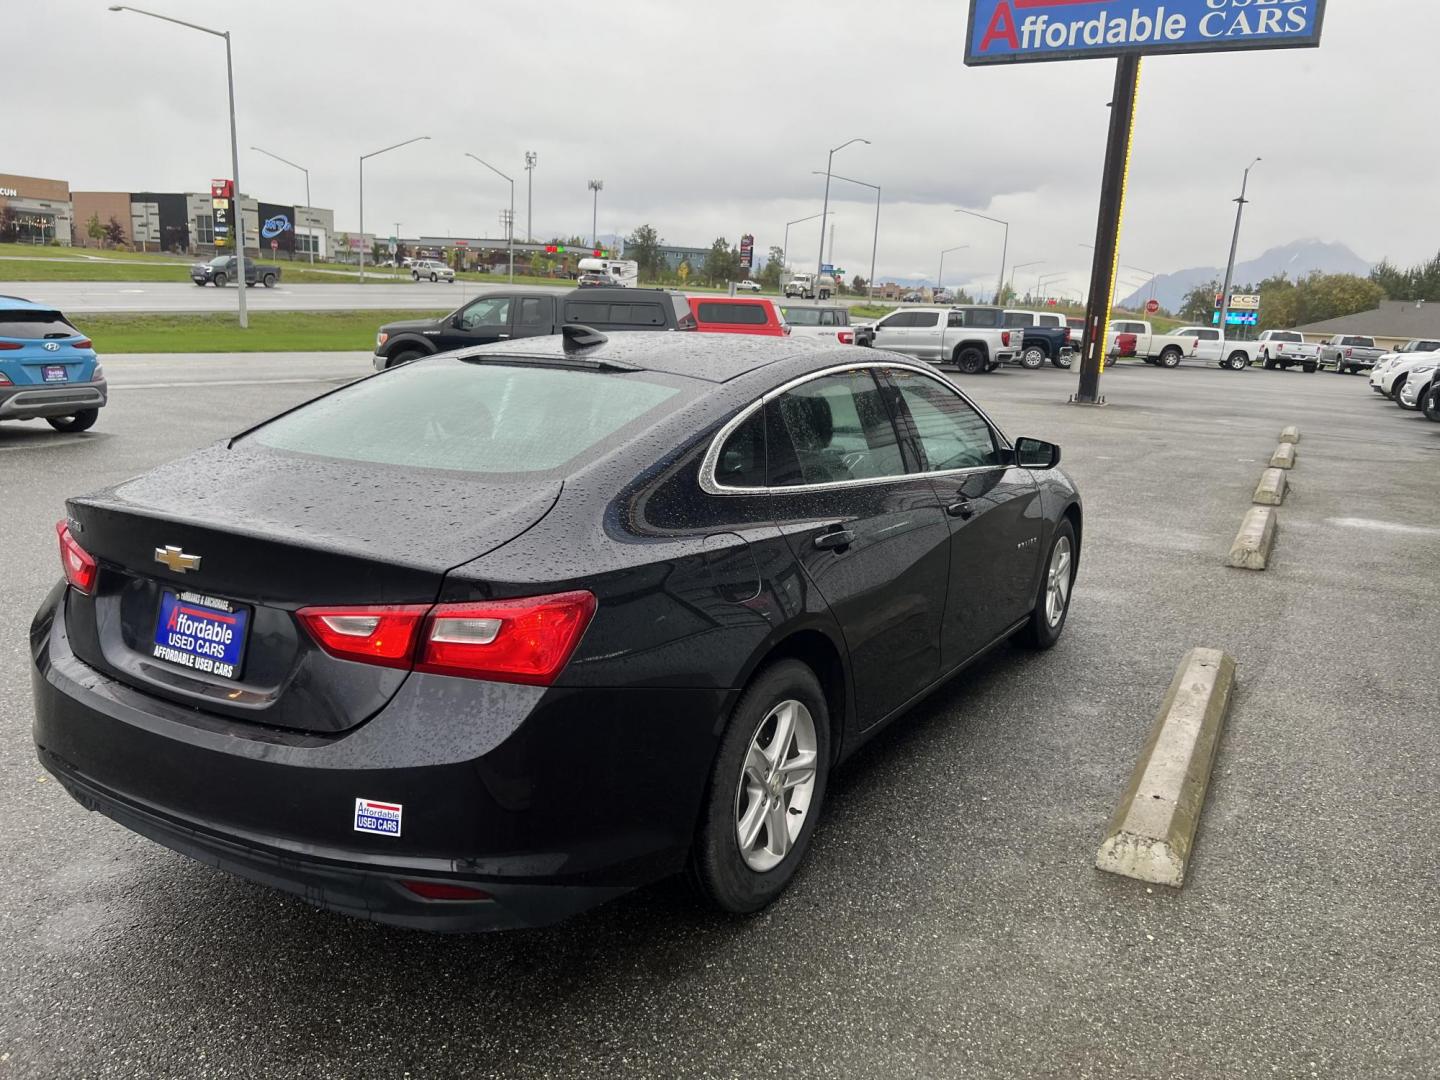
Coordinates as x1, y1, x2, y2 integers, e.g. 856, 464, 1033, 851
859, 305, 1075, 375
1368, 340, 1440, 421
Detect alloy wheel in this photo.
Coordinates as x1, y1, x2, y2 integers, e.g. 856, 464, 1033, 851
734, 699, 818, 873
1045, 535, 1073, 628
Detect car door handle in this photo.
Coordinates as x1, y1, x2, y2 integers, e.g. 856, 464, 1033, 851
497, 333, 510, 339
946, 500, 975, 520
813, 528, 855, 552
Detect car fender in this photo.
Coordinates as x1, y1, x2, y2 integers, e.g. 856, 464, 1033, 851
382, 332, 440, 360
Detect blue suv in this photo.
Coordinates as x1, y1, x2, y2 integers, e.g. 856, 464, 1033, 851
0, 296, 106, 432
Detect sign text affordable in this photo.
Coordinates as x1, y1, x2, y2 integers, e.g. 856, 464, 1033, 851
966, 0, 1327, 66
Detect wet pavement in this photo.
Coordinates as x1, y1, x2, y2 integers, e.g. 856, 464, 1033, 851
2, 355, 1436, 1078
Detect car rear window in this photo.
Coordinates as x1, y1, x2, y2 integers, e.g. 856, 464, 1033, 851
695, 302, 769, 326
1341, 337, 1372, 347
565, 301, 668, 328
1269, 332, 1302, 342
957, 308, 1003, 328
0, 310, 80, 339
249, 361, 683, 476
784, 308, 823, 326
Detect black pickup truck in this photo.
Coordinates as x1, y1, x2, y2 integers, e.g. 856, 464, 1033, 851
372, 287, 696, 370
1003, 309, 1075, 369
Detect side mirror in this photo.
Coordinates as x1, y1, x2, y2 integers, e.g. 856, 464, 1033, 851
1015, 437, 1061, 470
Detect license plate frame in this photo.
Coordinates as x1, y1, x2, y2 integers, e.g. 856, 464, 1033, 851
151, 589, 251, 681
42, 365, 68, 383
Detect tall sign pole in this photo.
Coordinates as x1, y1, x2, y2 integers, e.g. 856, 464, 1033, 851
1074, 55, 1140, 406
1216, 158, 1261, 341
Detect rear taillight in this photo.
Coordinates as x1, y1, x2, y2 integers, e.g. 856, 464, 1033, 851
418, 592, 596, 684
0, 342, 22, 350
297, 590, 596, 685
1345, 348, 1353, 358
837, 330, 855, 344
1063, 329, 1072, 344
297, 605, 429, 669
56, 521, 98, 595
72, 338, 92, 349
782, 324, 792, 335
1002, 331, 1011, 346
0, 372, 11, 386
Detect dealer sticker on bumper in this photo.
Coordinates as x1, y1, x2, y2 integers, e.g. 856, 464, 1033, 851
354, 798, 403, 837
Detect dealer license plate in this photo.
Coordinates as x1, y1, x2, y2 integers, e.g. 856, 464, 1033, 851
152, 589, 250, 680
43, 365, 67, 382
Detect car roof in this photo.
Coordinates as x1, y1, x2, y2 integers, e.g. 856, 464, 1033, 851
689, 295, 773, 306
0, 294, 55, 312
448, 331, 838, 384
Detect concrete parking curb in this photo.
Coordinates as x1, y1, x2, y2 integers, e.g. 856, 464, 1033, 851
1095, 648, 1237, 888
1270, 443, 1297, 469
1279, 425, 1301, 444
1228, 506, 1278, 570
1252, 468, 1288, 506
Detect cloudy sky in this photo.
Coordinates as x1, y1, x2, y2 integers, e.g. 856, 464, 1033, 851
8, 0, 1433, 296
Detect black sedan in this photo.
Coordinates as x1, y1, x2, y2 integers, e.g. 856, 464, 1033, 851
31, 328, 1082, 932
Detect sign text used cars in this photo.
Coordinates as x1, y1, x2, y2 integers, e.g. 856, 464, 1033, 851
965, 0, 1327, 66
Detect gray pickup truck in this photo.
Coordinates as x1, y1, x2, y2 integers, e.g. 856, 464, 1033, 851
866, 305, 1019, 373
1320, 334, 1386, 375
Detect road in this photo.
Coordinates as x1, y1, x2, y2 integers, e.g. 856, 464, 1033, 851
2, 356, 1437, 1078
8, 280, 880, 315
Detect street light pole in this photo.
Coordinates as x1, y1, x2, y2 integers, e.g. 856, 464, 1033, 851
524, 151, 537, 242
813, 171, 880, 299
588, 179, 604, 248
817, 138, 869, 282
938, 245, 969, 293
955, 207, 1009, 306
359, 135, 430, 281
251, 145, 313, 263
1217, 158, 1261, 341
466, 153, 515, 283
109, 4, 249, 327
1010, 260, 1043, 300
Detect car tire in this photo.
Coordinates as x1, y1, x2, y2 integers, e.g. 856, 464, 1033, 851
45, 409, 99, 433
412, 272, 420, 281
1020, 346, 1046, 370
193, 280, 206, 287
1304, 363, 1317, 373
955, 346, 987, 375
386, 349, 426, 369
1388, 375, 1406, 400
1263, 356, 1275, 370
430, 273, 438, 282
690, 659, 831, 915
1051, 353, 1073, 369
1225, 351, 1249, 371
1016, 518, 1077, 650
262, 274, 276, 288
1423, 385, 1440, 422
213, 273, 228, 288
1159, 347, 1182, 368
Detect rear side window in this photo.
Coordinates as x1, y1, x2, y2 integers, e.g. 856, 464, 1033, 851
1195, 330, 1221, 341
1036, 314, 1063, 328
958, 308, 1003, 328
767, 370, 906, 487
696, 302, 769, 326
785, 308, 822, 327
910, 311, 940, 328
1003, 312, 1033, 328
250, 362, 682, 476
565, 301, 667, 328
518, 297, 552, 326
0, 310, 79, 339
713, 409, 766, 489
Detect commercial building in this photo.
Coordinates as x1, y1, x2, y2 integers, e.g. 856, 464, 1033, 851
4, 170, 335, 258
1294, 300, 1440, 351
0, 172, 75, 245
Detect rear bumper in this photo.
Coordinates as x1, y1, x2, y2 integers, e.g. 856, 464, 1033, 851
31, 584, 728, 932
0, 380, 107, 420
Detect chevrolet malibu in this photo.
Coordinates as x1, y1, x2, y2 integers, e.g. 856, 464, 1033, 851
32, 329, 1082, 932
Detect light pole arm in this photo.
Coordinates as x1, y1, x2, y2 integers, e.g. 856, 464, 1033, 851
108, 5, 224, 37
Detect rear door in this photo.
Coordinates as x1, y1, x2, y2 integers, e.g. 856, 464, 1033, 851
906, 310, 944, 360
1193, 328, 1223, 362
766, 368, 949, 726
512, 295, 556, 340
881, 366, 1042, 667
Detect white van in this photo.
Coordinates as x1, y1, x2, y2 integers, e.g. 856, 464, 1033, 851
576, 258, 639, 288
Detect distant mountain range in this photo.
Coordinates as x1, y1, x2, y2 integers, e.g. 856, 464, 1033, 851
1117, 240, 1372, 312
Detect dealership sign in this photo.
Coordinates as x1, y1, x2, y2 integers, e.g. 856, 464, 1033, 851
965, 0, 1327, 65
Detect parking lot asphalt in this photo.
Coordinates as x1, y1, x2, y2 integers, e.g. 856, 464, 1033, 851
2, 355, 1436, 1079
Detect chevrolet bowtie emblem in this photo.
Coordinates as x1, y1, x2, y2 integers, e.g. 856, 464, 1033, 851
154, 545, 202, 574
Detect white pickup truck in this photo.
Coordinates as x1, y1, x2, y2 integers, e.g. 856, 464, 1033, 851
867, 306, 1019, 373
1257, 330, 1322, 372
1107, 320, 1256, 370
